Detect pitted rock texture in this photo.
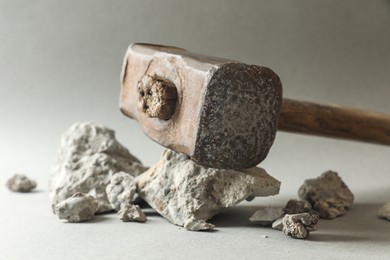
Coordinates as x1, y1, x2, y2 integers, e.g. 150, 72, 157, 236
106, 171, 137, 211
284, 199, 312, 214
55, 192, 98, 222
118, 203, 147, 222
298, 171, 354, 219
6, 174, 36, 192
50, 122, 148, 213
378, 202, 390, 221
282, 213, 319, 239
249, 207, 285, 226
136, 149, 280, 231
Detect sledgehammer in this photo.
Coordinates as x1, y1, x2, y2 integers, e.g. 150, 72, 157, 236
120, 43, 390, 169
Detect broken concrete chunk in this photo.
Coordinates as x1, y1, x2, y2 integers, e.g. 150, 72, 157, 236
249, 207, 284, 226
378, 202, 390, 221
284, 199, 312, 214
298, 170, 354, 219
49, 122, 148, 213
272, 217, 284, 230
106, 172, 136, 211
6, 174, 36, 192
282, 213, 319, 239
54, 192, 98, 222
136, 149, 280, 231
118, 203, 147, 222
184, 218, 215, 231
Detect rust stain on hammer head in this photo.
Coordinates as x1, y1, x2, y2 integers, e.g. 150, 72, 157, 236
120, 43, 282, 169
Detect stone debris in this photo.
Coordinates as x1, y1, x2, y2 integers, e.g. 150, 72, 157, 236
249, 207, 285, 226
6, 174, 37, 192
378, 202, 390, 221
261, 235, 268, 238
54, 192, 98, 222
136, 149, 281, 231
271, 217, 284, 231
282, 213, 319, 239
118, 203, 147, 222
106, 172, 137, 211
284, 199, 312, 214
298, 170, 354, 219
49, 122, 148, 213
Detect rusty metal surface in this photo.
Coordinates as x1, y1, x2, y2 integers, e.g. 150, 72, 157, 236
194, 63, 282, 169
120, 43, 282, 169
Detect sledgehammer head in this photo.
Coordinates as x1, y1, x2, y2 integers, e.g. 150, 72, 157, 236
120, 43, 282, 169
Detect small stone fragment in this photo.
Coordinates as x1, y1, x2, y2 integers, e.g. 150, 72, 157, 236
249, 207, 285, 226
282, 213, 319, 239
261, 235, 268, 238
106, 172, 136, 211
6, 174, 37, 192
284, 199, 312, 214
298, 170, 354, 219
49, 122, 148, 213
378, 202, 390, 221
55, 192, 98, 222
118, 203, 147, 222
184, 217, 215, 231
271, 217, 284, 230
136, 149, 281, 231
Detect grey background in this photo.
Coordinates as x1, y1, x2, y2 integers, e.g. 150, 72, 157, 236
1, 1, 389, 259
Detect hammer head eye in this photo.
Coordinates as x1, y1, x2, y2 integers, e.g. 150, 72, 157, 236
137, 74, 177, 120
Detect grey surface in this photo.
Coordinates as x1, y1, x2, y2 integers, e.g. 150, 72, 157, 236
0, 0, 389, 259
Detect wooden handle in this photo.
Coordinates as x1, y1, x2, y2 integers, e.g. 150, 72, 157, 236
278, 98, 390, 145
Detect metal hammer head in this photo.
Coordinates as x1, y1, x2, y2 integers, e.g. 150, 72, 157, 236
120, 43, 282, 169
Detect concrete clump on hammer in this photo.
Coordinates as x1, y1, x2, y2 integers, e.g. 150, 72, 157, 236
119, 43, 390, 233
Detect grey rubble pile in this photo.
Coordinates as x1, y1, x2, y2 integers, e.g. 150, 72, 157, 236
49, 123, 357, 239
266, 171, 353, 239
252, 199, 319, 239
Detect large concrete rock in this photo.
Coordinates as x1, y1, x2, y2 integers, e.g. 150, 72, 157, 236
50, 122, 148, 213
136, 149, 281, 231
